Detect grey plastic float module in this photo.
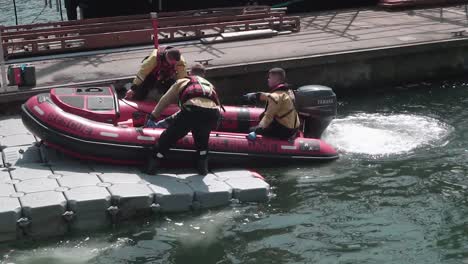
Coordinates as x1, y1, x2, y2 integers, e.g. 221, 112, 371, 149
0, 168, 11, 183
0, 183, 20, 241
2, 145, 42, 167
64, 186, 112, 232
99, 172, 146, 184
0, 183, 16, 197
179, 173, 232, 209
144, 174, 194, 212
16, 177, 60, 193
0, 197, 22, 242
0, 134, 36, 148
9, 164, 53, 181
0, 117, 27, 136
19, 191, 68, 238
0, 150, 3, 167
212, 170, 270, 202
91, 164, 140, 174
211, 169, 259, 180
50, 162, 93, 175
16, 178, 67, 237
58, 173, 102, 188
107, 183, 154, 220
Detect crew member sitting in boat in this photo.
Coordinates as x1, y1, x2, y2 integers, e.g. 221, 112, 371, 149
125, 46, 188, 101
243, 68, 300, 140
145, 64, 222, 175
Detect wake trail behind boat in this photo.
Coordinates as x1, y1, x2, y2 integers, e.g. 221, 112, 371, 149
322, 113, 453, 156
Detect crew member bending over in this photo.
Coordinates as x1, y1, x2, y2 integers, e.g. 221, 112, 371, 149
145, 65, 222, 175
126, 46, 187, 101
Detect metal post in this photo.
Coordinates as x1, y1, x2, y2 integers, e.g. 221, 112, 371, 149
151, 12, 159, 49
49, 0, 52, 9
59, 0, 63, 21
13, 0, 19, 25
158, 0, 162, 11
56, 0, 59, 12
0, 29, 8, 92
78, 6, 83, 20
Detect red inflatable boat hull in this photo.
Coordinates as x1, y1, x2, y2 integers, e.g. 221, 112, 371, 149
21, 87, 338, 166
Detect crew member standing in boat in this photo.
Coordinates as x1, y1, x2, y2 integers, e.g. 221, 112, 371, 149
243, 68, 300, 140
125, 46, 188, 101
145, 65, 222, 175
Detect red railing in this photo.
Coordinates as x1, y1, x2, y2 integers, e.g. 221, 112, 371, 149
1, 6, 300, 59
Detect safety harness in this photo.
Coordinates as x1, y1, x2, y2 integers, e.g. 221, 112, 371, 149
178, 76, 225, 111
152, 46, 177, 81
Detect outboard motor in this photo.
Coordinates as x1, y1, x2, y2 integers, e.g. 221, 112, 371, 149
293, 85, 337, 138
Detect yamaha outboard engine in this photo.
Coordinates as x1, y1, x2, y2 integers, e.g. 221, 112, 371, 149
294, 85, 337, 138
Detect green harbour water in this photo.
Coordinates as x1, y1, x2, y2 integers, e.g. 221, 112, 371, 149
0, 79, 466, 263
0, 0, 65, 26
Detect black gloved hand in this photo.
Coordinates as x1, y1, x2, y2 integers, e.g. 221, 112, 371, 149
242, 93, 260, 104
146, 113, 157, 123
130, 84, 139, 92
249, 125, 264, 134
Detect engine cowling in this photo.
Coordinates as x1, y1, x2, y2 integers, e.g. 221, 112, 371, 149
294, 85, 337, 138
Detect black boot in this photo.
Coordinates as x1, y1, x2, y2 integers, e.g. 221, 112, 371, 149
197, 156, 209, 176
145, 148, 163, 175
145, 156, 159, 175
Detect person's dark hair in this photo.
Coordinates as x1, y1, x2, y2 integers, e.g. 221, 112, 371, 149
268, 67, 286, 82
166, 48, 181, 61
190, 64, 206, 76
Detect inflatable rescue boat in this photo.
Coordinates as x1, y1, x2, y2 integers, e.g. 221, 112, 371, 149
21, 85, 339, 166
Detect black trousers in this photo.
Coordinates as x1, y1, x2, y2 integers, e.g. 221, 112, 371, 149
257, 119, 298, 140
134, 74, 176, 101
156, 105, 220, 158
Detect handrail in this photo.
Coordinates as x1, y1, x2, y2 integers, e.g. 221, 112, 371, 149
1, 7, 300, 59
2, 13, 286, 40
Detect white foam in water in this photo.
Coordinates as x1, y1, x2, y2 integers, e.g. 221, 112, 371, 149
322, 113, 452, 156
2, 209, 247, 263
2, 237, 130, 264
158, 210, 237, 248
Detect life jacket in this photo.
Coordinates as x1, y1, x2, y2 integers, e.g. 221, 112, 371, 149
262, 83, 299, 128
270, 83, 289, 92
178, 76, 222, 109
152, 46, 177, 81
